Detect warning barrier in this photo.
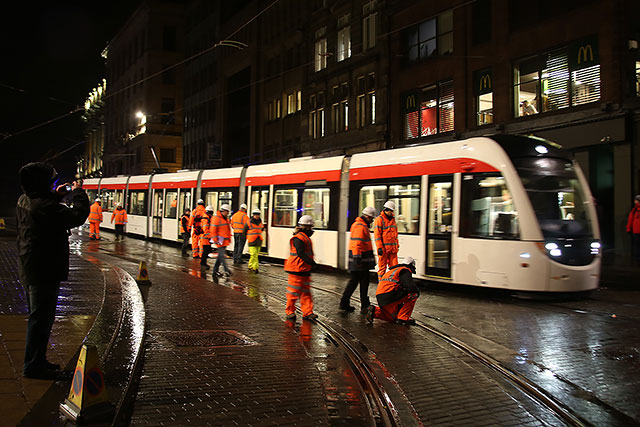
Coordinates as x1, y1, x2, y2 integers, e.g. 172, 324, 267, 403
59, 344, 114, 424
136, 261, 152, 285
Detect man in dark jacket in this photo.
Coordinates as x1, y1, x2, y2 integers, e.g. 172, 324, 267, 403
16, 162, 90, 379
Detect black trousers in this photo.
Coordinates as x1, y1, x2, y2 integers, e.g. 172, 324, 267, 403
115, 224, 125, 239
181, 232, 191, 254
200, 245, 212, 265
23, 282, 60, 374
340, 270, 371, 308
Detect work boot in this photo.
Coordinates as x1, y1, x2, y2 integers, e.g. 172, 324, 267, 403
365, 306, 375, 324
339, 304, 355, 312
396, 318, 416, 326
303, 313, 318, 321
286, 313, 296, 321
360, 304, 371, 314
200, 264, 210, 270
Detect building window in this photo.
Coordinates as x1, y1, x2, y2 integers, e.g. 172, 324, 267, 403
287, 93, 296, 115
471, 0, 492, 45
309, 93, 325, 139
315, 27, 328, 72
407, 10, 453, 62
159, 148, 176, 163
337, 15, 351, 62
160, 98, 175, 124
275, 98, 281, 119
368, 73, 376, 125
363, 1, 377, 51
332, 83, 349, 132
357, 76, 366, 128
636, 61, 640, 96
404, 80, 454, 139
474, 69, 493, 125
296, 90, 302, 111
514, 36, 600, 117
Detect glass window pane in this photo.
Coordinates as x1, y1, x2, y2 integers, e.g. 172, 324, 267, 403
419, 19, 436, 41
204, 192, 218, 211
478, 92, 493, 125
389, 184, 420, 234
164, 191, 178, 218
359, 185, 387, 217
129, 191, 147, 216
572, 65, 600, 106
219, 191, 232, 210
543, 50, 569, 111
438, 10, 453, 34
302, 188, 330, 229
428, 182, 452, 235
274, 189, 298, 227
179, 189, 192, 215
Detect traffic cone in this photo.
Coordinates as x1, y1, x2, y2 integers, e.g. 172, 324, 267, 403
59, 345, 114, 424
136, 261, 152, 285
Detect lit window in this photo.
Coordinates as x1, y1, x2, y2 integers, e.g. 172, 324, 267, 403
474, 69, 493, 125
404, 80, 454, 139
337, 15, 351, 62
314, 27, 328, 72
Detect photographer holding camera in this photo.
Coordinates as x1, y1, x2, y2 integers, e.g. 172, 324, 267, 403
16, 162, 89, 379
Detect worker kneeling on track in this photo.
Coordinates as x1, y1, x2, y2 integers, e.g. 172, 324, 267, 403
366, 256, 419, 326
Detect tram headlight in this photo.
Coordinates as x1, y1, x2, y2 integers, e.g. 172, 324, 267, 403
590, 241, 601, 255
538, 242, 562, 257
549, 248, 562, 257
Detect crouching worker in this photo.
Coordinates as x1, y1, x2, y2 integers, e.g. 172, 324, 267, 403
366, 256, 419, 326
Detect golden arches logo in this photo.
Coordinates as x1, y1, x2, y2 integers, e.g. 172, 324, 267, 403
479, 74, 491, 91
405, 95, 417, 110
577, 45, 593, 65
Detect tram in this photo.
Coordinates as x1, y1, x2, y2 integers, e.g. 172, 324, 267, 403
83, 134, 601, 292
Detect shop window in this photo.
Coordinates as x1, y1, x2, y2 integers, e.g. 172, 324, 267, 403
404, 80, 454, 139
474, 69, 493, 125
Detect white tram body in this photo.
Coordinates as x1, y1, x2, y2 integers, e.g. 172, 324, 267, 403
85, 135, 601, 292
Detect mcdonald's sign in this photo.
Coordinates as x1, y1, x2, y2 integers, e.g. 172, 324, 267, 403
570, 35, 598, 70
402, 90, 420, 113
474, 69, 492, 96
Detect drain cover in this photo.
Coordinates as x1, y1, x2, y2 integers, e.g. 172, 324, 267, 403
155, 330, 257, 348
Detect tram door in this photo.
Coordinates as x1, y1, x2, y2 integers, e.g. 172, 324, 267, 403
250, 187, 269, 252
426, 175, 453, 278
152, 190, 163, 237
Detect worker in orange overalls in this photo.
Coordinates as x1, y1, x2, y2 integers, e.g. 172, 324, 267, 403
284, 215, 318, 321
374, 200, 399, 280
189, 199, 206, 258
366, 256, 419, 326
110, 203, 127, 241
180, 208, 191, 256
88, 199, 103, 240
340, 206, 376, 313
199, 206, 214, 269
231, 203, 249, 264
245, 208, 264, 273
211, 204, 232, 278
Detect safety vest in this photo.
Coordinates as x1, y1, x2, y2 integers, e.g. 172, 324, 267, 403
200, 213, 212, 245
284, 231, 314, 273
231, 210, 249, 234
89, 202, 103, 223
376, 265, 411, 296
190, 205, 206, 235
374, 213, 398, 253
211, 211, 231, 247
348, 216, 375, 270
246, 221, 264, 243
180, 214, 191, 233
111, 208, 127, 225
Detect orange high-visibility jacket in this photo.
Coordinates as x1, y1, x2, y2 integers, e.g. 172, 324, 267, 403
111, 208, 127, 225
284, 231, 314, 274
348, 216, 375, 271
211, 211, 231, 247
189, 205, 206, 235
376, 265, 412, 296
180, 213, 191, 233
246, 221, 264, 243
88, 202, 103, 223
374, 213, 399, 253
231, 210, 249, 234
200, 213, 212, 246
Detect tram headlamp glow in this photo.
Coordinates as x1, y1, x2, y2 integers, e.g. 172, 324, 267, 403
545, 242, 558, 250
519, 252, 531, 259
590, 242, 601, 249
549, 248, 562, 257
535, 145, 549, 154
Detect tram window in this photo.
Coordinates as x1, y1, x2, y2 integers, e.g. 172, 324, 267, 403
86, 190, 97, 204
274, 189, 298, 227
203, 190, 233, 212
179, 190, 192, 213
165, 191, 178, 218
460, 174, 519, 239
359, 184, 420, 234
128, 190, 147, 216
218, 191, 232, 210
302, 188, 330, 229
100, 190, 115, 212
203, 192, 219, 212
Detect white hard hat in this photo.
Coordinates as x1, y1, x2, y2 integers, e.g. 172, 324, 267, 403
116, 203, 122, 208
298, 215, 314, 226
240, 203, 248, 210
361, 206, 376, 217
220, 204, 230, 212
205, 205, 213, 211
404, 256, 416, 267
383, 200, 396, 211
95, 199, 101, 203
251, 208, 261, 215
197, 199, 204, 205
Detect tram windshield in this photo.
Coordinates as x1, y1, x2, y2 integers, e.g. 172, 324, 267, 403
513, 157, 595, 238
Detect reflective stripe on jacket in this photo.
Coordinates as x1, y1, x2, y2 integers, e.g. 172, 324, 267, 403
231, 211, 249, 234
180, 214, 191, 233
376, 265, 415, 307
348, 216, 375, 271
376, 265, 411, 296
111, 208, 127, 225
211, 211, 231, 247
246, 221, 264, 243
284, 231, 314, 274
88, 202, 103, 223
374, 213, 399, 253
200, 213, 212, 245
190, 205, 206, 235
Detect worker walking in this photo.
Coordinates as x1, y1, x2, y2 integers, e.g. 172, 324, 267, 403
284, 215, 318, 321
366, 257, 419, 326
231, 204, 249, 264
110, 203, 127, 241
200, 206, 214, 269
180, 208, 191, 256
189, 199, 206, 258
211, 204, 232, 278
245, 208, 264, 273
374, 200, 399, 280
340, 207, 376, 313
88, 199, 103, 240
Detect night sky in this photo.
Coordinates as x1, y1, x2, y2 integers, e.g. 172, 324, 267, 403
0, 3, 140, 216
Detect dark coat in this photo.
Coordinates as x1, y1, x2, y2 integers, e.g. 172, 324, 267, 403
16, 189, 90, 285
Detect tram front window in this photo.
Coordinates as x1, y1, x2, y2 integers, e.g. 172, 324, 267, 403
514, 158, 594, 238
